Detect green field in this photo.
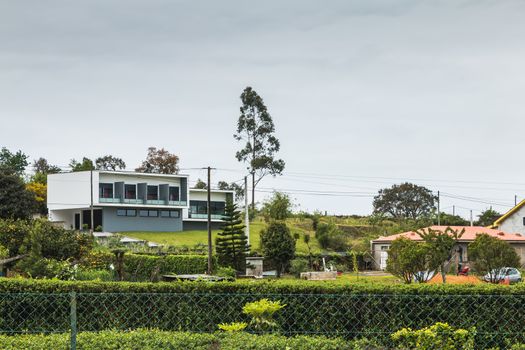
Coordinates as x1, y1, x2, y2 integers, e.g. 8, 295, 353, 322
122, 220, 322, 254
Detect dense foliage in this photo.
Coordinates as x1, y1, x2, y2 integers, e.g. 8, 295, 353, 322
135, 147, 179, 174
260, 221, 295, 277
468, 233, 520, 282
261, 191, 293, 221
386, 237, 434, 283
0, 330, 374, 350
373, 183, 436, 220
391, 322, 476, 350
0, 171, 35, 219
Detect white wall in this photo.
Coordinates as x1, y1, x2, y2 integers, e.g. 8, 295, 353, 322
47, 171, 93, 210
48, 208, 79, 229
499, 206, 525, 235
189, 190, 229, 202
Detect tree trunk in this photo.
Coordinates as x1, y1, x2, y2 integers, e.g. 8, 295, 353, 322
251, 171, 255, 211
441, 263, 446, 284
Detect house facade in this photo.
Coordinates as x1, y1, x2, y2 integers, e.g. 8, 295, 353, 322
47, 171, 233, 232
491, 199, 525, 236
370, 225, 525, 270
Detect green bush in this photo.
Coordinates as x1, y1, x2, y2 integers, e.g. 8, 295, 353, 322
76, 268, 114, 281
0, 218, 31, 256
0, 330, 372, 350
80, 251, 213, 281
289, 258, 309, 277
315, 223, 349, 251
216, 266, 236, 279
391, 322, 476, 350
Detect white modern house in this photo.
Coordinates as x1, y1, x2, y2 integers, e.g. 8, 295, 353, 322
47, 170, 233, 232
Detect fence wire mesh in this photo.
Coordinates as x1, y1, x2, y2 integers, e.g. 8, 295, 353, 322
0, 292, 524, 349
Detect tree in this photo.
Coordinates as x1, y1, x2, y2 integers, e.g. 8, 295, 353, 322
26, 182, 47, 215
386, 237, 435, 284
315, 222, 349, 251
0, 170, 36, 219
193, 179, 207, 189
215, 200, 249, 273
373, 183, 437, 220
234, 87, 285, 210
69, 157, 94, 172
95, 155, 126, 171
33, 158, 61, 176
0, 147, 28, 177
416, 227, 464, 283
476, 208, 502, 227
439, 213, 469, 226
260, 221, 295, 277
218, 181, 245, 202
135, 147, 179, 174
261, 191, 293, 221
468, 233, 520, 283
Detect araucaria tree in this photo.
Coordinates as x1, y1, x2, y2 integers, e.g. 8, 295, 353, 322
468, 233, 520, 283
260, 221, 295, 277
215, 201, 249, 273
135, 147, 179, 174
234, 87, 285, 210
373, 183, 437, 220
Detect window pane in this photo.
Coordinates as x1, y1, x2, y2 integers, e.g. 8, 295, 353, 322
125, 185, 136, 199
117, 209, 126, 216
169, 187, 180, 201
99, 183, 113, 198
160, 211, 170, 217
148, 210, 158, 217
126, 209, 136, 217
170, 211, 180, 218
147, 186, 158, 200
139, 210, 149, 217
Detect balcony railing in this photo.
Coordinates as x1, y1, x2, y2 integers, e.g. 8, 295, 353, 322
99, 198, 121, 203
122, 198, 144, 204
189, 213, 225, 220
99, 198, 187, 206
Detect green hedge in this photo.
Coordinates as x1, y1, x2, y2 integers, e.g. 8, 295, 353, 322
0, 330, 373, 350
1, 279, 525, 348
80, 251, 214, 281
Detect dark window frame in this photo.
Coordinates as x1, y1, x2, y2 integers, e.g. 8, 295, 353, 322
99, 183, 114, 198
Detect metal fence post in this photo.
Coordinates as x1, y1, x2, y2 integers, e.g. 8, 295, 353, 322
70, 292, 77, 350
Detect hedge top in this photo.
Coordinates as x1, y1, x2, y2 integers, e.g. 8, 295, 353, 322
1, 278, 525, 295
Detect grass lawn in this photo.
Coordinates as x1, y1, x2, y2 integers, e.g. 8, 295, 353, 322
121, 220, 321, 254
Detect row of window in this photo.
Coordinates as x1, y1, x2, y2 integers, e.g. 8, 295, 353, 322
189, 200, 226, 215
100, 183, 180, 201
116, 209, 180, 218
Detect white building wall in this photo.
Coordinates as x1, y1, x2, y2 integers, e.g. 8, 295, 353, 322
98, 173, 182, 187
48, 209, 78, 229
498, 206, 525, 235
47, 171, 93, 210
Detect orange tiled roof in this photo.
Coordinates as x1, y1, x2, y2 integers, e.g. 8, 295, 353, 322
372, 226, 525, 243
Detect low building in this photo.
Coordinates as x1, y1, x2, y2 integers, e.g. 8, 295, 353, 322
370, 225, 525, 270
47, 170, 233, 232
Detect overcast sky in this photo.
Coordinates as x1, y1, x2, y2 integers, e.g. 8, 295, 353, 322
1, 0, 525, 217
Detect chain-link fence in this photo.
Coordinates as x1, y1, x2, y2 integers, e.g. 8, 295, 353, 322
0, 292, 524, 349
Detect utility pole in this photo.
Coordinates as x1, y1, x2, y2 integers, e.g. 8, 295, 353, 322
470, 210, 473, 227
437, 191, 440, 226
244, 176, 250, 246
90, 169, 94, 234
452, 205, 455, 216
206, 166, 214, 275
515, 195, 518, 206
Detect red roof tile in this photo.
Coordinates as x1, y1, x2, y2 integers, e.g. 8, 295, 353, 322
372, 226, 525, 243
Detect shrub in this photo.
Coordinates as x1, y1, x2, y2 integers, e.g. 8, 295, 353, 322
0, 218, 31, 256
0, 330, 371, 350
218, 322, 247, 332
391, 322, 476, 350
216, 266, 236, 279
386, 237, 434, 284
243, 298, 286, 331
315, 222, 349, 251
76, 268, 114, 281
289, 258, 309, 277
